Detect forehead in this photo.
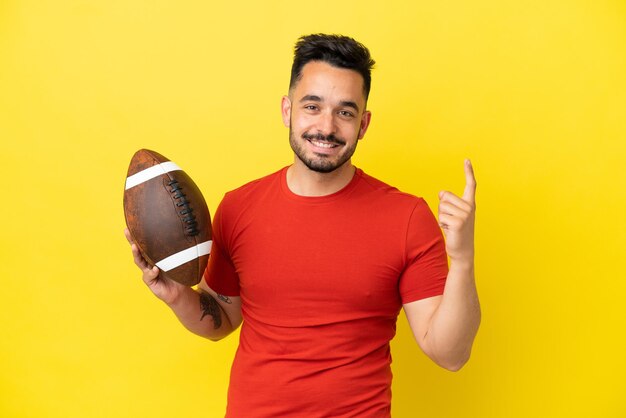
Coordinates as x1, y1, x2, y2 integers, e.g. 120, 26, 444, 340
293, 61, 366, 105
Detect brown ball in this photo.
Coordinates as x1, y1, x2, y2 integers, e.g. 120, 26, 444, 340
123, 149, 212, 286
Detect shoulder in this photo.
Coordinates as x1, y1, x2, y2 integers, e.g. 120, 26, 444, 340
213, 168, 286, 237
220, 167, 286, 207
355, 168, 427, 209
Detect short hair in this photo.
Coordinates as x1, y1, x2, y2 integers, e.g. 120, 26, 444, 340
289, 34, 375, 100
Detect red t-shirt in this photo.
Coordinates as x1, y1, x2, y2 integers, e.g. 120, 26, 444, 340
205, 167, 448, 417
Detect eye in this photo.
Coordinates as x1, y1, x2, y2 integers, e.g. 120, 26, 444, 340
338, 110, 355, 118
304, 104, 319, 111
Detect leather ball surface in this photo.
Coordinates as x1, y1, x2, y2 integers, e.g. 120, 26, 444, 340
123, 149, 212, 286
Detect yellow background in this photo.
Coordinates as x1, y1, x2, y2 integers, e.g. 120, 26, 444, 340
1, 0, 625, 417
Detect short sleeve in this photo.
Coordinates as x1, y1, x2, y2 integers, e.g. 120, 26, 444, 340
203, 197, 241, 296
398, 199, 449, 304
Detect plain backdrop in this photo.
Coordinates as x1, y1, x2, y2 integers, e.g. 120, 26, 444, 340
1, 1, 625, 417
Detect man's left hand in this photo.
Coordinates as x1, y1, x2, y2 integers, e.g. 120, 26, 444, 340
438, 159, 477, 264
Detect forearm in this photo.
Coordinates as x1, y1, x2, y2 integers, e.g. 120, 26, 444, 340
424, 261, 481, 370
166, 286, 235, 341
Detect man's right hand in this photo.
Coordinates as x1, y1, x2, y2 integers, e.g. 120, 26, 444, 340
124, 228, 243, 340
124, 228, 186, 305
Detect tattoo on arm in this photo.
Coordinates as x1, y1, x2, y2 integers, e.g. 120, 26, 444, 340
199, 292, 222, 329
216, 293, 232, 304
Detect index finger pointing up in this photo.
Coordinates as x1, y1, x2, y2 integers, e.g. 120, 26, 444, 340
463, 159, 477, 204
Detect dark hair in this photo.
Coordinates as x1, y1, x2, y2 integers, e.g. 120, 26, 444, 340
289, 34, 375, 100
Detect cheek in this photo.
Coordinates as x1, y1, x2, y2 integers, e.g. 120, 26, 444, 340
290, 114, 314, 132
343, 121, 363, 138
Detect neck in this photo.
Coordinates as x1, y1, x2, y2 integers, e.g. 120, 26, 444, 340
286, 160, 356, 197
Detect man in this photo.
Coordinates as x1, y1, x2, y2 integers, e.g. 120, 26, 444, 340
126, 34, 480, 417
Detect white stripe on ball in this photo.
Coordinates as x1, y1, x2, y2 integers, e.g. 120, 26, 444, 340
125, 161, 182, 190
155, 240, 212, 272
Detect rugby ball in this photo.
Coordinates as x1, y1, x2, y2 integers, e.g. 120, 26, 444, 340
123, 149, 212, 286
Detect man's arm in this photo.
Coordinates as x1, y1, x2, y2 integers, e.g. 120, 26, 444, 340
167, 279, 242, 341
404, 266, 480, 371
125, 228, 242, 341
403, 160, 481, 371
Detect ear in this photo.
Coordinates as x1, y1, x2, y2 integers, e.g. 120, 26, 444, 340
357, 110, 372, 140
281, 96, 292, 128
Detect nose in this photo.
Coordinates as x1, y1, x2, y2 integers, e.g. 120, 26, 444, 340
317, 111, 337, 136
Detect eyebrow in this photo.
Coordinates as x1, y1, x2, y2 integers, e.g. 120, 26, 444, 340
299, 95, 360, 112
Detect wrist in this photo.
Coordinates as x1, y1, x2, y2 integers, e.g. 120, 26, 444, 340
160, 283, 192, 308
448, 256, 474, 274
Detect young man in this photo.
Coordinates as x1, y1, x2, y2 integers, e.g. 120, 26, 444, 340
126, 34, 480, 417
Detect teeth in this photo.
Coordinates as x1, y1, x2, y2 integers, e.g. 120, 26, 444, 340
311, 140, 336, 148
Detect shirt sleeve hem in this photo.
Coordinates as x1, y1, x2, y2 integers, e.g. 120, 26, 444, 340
203, 269, 241, 297
401, 288, 445, 305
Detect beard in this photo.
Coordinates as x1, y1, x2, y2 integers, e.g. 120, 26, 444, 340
289, 126, 359, 174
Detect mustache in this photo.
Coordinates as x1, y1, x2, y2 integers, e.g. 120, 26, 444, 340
302, 132, 345, 146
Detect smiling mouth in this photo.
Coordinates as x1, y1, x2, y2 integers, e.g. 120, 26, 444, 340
302, 133, 344, 149
308, 139, 338, 148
